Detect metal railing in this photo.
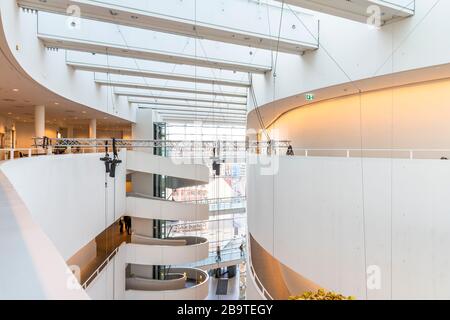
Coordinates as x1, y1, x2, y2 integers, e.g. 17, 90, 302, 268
247, 238, 273, 300
0, 148, 42, 160
32, 137, 291, 157
249, 263, 273, 300
277, 148, 450, 160
81, 246, 120, 289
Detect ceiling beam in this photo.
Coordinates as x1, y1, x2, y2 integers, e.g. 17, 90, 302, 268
132, 105, 246, 115
137, 105, 246, 115
162, 117, 246, 125
67, 61, 251, 88
39, 34, 271, 74
129, 99, 246, 111
19, 0, 318, 54
156, 113, 247, 120
150, 109, 246, 117
117, 92, 247, 106
159, 113, 246, 122
278, 0, 414, 25
95, 80, 248, 98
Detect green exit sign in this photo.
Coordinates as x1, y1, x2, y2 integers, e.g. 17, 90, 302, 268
305, 93, 315, 101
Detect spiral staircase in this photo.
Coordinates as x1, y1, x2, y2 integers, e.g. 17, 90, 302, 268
122, 150, 211, 300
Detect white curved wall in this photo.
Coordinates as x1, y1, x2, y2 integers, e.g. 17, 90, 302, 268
0, 151, 127, 259
125, 240, 209, 266
125, 282, 209, 300
85, 257, 115, 300
126, 150, 210, 186
248, 155, 450, 300
250, 0, 450, 120
88, 243, 209, 300
0, 169, 89, 299
0, 0, 134, 121
126, 195, 209, 222
125, 269, 209, 300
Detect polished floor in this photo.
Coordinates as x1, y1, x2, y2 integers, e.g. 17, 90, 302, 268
67, 220, 130, 286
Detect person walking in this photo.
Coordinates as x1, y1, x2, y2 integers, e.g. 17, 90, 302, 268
239, 241, 245, 257
119, 218, 124, 234
216, 245, 222, 262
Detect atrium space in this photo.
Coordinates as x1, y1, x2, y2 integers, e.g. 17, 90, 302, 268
1, 0, 450, 305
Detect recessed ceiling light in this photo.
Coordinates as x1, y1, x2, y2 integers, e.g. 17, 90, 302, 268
82, 111, 87, 114
12, 89, 19, 92
104, 117, 108, 120
7, 112, 12, 115
54, 102, 59, 105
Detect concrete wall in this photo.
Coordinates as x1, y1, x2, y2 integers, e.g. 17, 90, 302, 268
247, 155, 450, 299
1, 151, 127, 259
0, 169, 89, 299
268, 78, 450, 155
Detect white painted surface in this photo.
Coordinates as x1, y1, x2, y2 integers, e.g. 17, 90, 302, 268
1, 151, 127, 260
0, 168, 88, 299
34, 105, 45, 138
250, 0, 450, 121
86, 244, 210, 300
248, 155, 450, 300
279, 0, 414, 24
125, 268, 209, 300
245, 264, 265, 300
0, 0, 134, 122
18, 0, 318, 53
127, 195, 209, 222
126, 150, 210, 186
85, 258, 115, 300
125, 240, 209, 266
35, 10, 272, 72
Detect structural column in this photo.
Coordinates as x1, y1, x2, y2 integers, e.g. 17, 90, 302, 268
132, 109, 154, 141
131, 108, 154, 212
34, 105, 45, 138
89, 119, 97, 139
67, 126, 74, 138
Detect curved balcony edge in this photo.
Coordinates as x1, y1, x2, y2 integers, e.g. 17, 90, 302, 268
126, 195, 209, 221
126, 151, 210, 187
0, 166, 89, 300
126, 236, 210, 265
125, 268, 209, 300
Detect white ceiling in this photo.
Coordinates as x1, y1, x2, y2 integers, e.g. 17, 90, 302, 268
0, 45, 132, 131
248, 62, 450, 131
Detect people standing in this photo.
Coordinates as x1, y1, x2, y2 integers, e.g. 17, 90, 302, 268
124, 216, 132, 235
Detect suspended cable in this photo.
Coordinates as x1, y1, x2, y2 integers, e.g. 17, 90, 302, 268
247, 0, 286, 143
285, 4, 362, 93
116, 25, 193, 106
249, 74, 270, 141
